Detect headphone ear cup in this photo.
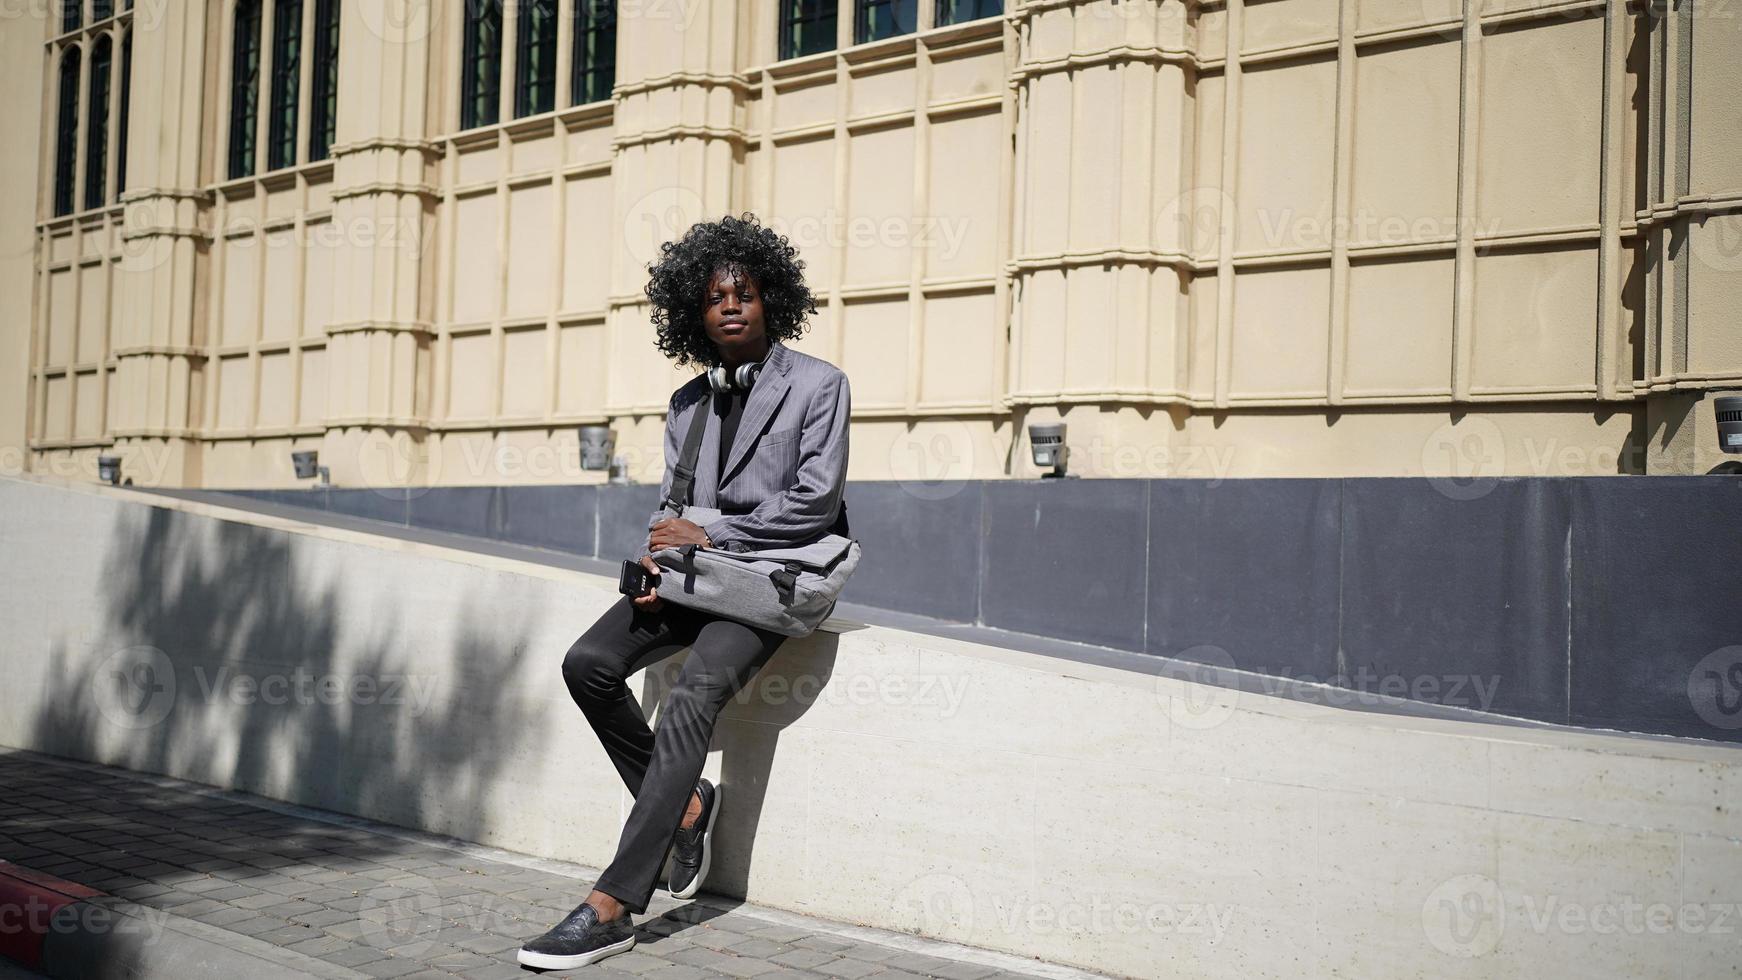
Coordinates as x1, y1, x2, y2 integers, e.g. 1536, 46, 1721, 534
707, 366, 728, 393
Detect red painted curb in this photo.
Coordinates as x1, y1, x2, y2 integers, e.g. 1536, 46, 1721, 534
0, 862, 107, 971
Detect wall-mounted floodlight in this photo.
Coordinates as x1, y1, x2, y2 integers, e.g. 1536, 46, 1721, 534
1712, 395, 1742, 474
1029, 422, 1075, 479
291, 450, 331, 487
97, 455, 122, 486
1718, 395, 1742, 455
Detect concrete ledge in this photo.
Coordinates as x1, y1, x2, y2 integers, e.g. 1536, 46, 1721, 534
3, 473, 1740, 979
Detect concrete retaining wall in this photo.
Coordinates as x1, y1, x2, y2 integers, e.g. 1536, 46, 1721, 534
3, 474, 1738, 979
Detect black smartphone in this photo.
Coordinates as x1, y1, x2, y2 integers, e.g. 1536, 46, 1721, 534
619, 559, 656, 598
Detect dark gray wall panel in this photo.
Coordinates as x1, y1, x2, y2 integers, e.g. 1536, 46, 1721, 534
836, 481, 979, 621
1570, 477, 1742, 740
1146, 479, 1341, 680
192, 475, 1742, 743
407, 486, 499, 539
324, 487, 409, 526
1339, 478, 1571, 722
596, 484, 664, 561
500, 486, 597, 555
980, 479, 1149, 652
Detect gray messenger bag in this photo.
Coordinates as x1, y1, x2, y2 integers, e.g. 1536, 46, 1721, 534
645, 392, 862, 637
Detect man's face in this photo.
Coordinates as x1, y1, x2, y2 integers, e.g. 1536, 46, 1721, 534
702, 266, 768, 357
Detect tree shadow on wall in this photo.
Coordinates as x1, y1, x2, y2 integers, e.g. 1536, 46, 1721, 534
26, 504, 549, 848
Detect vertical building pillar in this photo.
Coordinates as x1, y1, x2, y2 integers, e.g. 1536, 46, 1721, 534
110, 0, 214, 485
318, 2, 441, 487
607, 0, 752, 422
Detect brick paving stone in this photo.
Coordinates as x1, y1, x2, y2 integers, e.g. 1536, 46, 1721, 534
285, 934, 358, 958
750, 924, 814, 943
924, 962, 1001, 980
884, 951, 969, 976
354, 957, 427, 979
727, 936, 794, 958
0, 752, 1089, 980
325, 944, 392, 969
838, 944, 907, 965
771, 948, 843, 971
814, 957, 885, 979
188, 905, 259, 929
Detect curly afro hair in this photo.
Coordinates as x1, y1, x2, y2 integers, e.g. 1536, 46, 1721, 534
644, 213, 818, 369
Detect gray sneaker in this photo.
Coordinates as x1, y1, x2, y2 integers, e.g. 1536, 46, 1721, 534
517, 900, 636, 970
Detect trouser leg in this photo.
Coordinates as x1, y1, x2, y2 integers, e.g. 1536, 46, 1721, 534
592, 615, 787, 913
561, 594, 703, 798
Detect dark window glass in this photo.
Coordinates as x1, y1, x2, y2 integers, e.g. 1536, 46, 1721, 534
515, 0, 557, 117
934, 0, 999, 27
310, 0, 339, 161
84, 36, 112, 210
94, 0, 114, 20
856, 0, 913, 43
461, 0, 502, 129
571, 0, 615, 105
229, 0, 263, 178
117, 30, 131, 197
268, 0, 303, 169
779, 0, 835, 60
54, 48, 80, 216
61, 0, 80, 32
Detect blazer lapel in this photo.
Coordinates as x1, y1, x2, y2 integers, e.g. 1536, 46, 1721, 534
719, 340, 794, 487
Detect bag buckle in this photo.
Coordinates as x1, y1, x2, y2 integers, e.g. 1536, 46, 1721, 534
769, 560, 805, 604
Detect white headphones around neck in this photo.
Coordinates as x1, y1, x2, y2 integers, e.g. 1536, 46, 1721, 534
707, 359, 765, 394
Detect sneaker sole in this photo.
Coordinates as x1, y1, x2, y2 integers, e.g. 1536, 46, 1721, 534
516, 933, 635, 970
668, 782, 722, 900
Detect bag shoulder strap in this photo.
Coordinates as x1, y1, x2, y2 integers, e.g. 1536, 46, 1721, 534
662, 390, 717, 514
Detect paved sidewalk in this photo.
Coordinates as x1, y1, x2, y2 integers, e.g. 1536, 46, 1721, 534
0, 751, 1092, 980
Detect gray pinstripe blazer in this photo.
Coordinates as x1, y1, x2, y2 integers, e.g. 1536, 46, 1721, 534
643, 338, 851, 556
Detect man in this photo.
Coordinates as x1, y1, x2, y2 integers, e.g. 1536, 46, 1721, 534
518, 214, 851, 970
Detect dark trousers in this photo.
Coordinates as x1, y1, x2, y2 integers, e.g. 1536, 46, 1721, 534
561, 594, 787, 914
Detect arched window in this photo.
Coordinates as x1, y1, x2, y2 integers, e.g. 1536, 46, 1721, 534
53, 47, 80, 217
84, 35, 112, 211
117, 29, 132, 197
572, 0, 615, 106
268, 0, 303, 169
309, 0, 340, 161
460, 0, 502, 129
515, 0, 557, 117
228, 0, 263, 178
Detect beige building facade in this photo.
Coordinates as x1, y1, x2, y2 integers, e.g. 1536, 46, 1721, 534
2, 0, 1738, 491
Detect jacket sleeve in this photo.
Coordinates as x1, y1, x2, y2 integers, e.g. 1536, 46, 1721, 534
641, 390, 683, 558
699, 371, 850, 552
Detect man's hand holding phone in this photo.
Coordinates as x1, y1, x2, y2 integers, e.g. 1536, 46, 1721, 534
622, 554, 665, 611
